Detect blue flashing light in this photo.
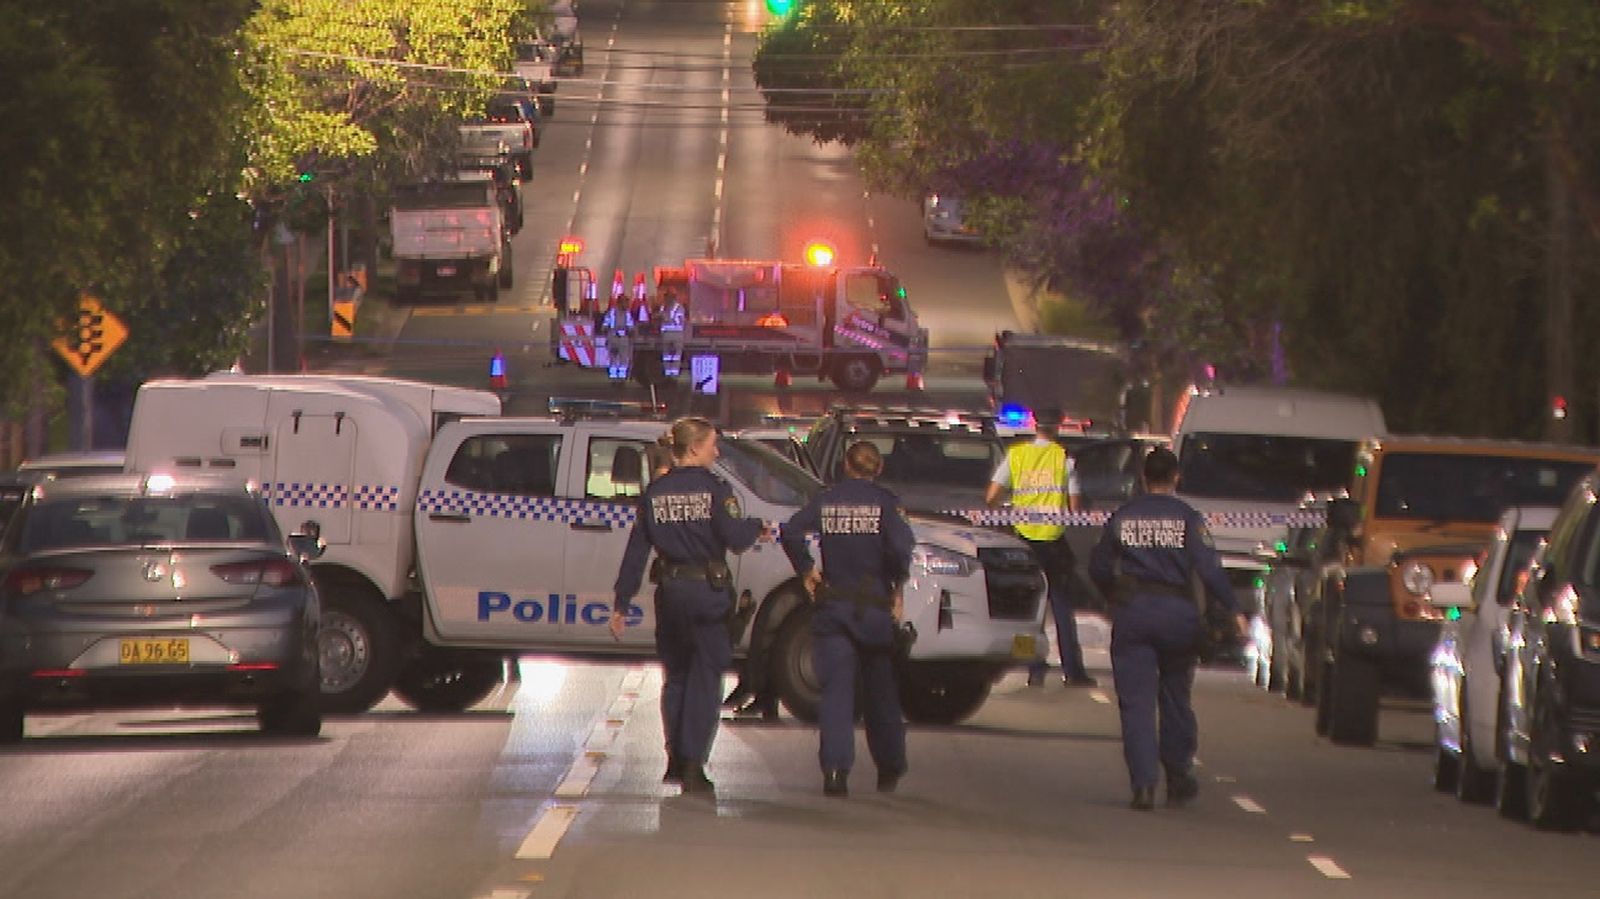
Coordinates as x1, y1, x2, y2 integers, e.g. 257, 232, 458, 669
997, 404, 1030, 427
489, 353, 507, 378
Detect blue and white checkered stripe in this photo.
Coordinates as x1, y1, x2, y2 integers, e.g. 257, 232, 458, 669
418, 489, 638, 525
352, 485, 401, 512
941, 509, 1328, 528
265, 483, 404, 511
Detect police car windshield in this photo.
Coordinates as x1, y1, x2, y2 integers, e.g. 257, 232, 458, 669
1177, 433, 1356, 503
718, 437, 821, 507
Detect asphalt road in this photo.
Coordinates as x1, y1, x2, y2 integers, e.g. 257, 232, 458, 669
6, 632, 1600, 898
310, 0, 1016, 425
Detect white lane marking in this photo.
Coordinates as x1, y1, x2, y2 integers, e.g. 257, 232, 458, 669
621, 669, 645, 693
515, 804, 580, 859
1231, 795, 1267, 814
1290, 833, 1315, 843
554, 758, 599, 799
480, 891, 529, 899
1306, 855, 1351, 880
714, 179, 724, 200
716, 153, 727, 172
1088, 690, 1110, 704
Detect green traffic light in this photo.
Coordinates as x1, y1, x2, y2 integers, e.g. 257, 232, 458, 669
297, 171, 314, 183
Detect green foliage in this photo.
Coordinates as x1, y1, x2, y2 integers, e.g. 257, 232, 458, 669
0, 0, 256, 410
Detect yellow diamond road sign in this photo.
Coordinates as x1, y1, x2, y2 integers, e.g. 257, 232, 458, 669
52, 294, 128, 378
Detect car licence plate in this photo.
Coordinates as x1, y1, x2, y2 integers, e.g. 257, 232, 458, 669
1011, 634, 1036, 660
435, 264, 457, 277
119, 638, 190, 665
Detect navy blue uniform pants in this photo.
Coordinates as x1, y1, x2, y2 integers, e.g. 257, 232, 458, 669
1025, 536, 1088, 679
656, 579, 733, 768
1110, 594, 1200, 791
813, 602, 906, 775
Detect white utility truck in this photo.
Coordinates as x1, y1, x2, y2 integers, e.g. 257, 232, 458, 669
125, 376, 1048, 724
390, 179, 514, 303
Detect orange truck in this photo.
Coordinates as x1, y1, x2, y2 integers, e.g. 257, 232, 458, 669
1306, 436, 1600, 745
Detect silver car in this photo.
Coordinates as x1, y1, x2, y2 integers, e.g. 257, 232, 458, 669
1429, 505, 1556, 802
0, 474, 323, 741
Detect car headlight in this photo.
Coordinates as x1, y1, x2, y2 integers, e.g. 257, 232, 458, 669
1401, 561, 1434, 596
913, 544, 977, 577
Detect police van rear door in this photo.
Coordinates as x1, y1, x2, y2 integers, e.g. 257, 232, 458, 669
415, 422, 570, 645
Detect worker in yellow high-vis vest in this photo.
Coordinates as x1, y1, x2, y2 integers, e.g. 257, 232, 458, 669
984, 407, 1097, 688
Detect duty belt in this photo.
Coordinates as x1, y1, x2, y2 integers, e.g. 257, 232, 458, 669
1126, 576, 1191, 600
654, 559, 730, 582
818, 581, 894, 610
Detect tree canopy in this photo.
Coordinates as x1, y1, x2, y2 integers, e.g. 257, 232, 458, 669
754, 0, 1600, 438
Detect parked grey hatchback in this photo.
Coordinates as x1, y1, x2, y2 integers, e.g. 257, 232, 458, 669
0, 474, 323, 741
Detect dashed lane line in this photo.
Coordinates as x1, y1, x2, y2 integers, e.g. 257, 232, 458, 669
1231, 795, 1267, 814
1088, 690, 1111, 705
515, 804, 580, 860
1307, 855, 1352, 880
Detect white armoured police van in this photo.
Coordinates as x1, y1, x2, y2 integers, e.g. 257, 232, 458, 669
126, 376, 1047, 724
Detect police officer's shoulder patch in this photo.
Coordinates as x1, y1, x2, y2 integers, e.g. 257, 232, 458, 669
723, 495, 742, 518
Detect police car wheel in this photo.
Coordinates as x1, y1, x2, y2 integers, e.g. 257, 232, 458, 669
898, 664, 991, 726
772, 608, 822, 723
1527, 691, 1588, 830
392, 650, 505, 713
315, 581, 403, 714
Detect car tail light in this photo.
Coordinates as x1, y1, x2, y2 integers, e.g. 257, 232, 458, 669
5, 566, 93, 596
211, 559, 303, 587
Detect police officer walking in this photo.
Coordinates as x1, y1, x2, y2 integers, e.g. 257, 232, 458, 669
1088, 447, 1244, 810
780, 441, 914, 797
985, 407, 1096, 687
612, 418, 764, 793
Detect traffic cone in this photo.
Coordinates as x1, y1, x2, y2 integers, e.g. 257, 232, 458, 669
633, 272, 648, 301
611, 269, 626, 301
774, 367, 792, 389
489, 349, 508, 390
905, 371, 924, 391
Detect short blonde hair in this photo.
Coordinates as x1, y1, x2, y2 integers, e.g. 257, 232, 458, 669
659, 416, 716, 462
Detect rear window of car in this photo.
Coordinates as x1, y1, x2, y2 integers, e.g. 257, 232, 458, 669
17, 494, 277, 552
1375, 453, 1594, 522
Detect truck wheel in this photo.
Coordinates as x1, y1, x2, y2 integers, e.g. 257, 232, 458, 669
1327, 655, 1380, 746
1314, 661, 1333, 736
830, 355, 880, 392
499, 258, 514, 290
259, 675, 323, 737
392, 649, 505, 712
771, 606, 821, 723
1432, 743, 1460, 793
315, 575, 402, 714
898, 664, 991, 726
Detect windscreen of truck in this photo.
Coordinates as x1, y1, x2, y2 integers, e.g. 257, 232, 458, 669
392, 183, 492, 210
1374, 453, 1593, 522
719, 438, 821, 507
1177, 433, 1356, 503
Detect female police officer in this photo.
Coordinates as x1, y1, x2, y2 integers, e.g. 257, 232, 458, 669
780, 441, 915, 797
610, 417, 764, 793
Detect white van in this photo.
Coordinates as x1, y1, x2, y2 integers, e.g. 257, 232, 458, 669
1170, 384, 1387, 621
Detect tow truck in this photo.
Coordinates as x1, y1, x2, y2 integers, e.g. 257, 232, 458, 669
550, 241, 929, 392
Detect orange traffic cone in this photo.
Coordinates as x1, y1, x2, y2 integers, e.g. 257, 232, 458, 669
774, 367, 792, 389
906, 371, 924, 391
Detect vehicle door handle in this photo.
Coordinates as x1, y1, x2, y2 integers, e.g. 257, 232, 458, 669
570, 521, 613, 532
429, 512, 472, 523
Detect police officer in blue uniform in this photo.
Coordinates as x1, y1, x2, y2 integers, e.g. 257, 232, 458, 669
1088, 447, 1244, 810
612, 417, 764, 793
780, 441, 915, 797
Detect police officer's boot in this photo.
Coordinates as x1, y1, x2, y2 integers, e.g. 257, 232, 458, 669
1129, 787, 1156, 811
1166, 771, 1200, 807
663, 754, 682, 785
876, 765, 905, 794
823, 770, 848, 797
680, 765, 715, 794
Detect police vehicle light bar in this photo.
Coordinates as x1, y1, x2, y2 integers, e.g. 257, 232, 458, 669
547, 397, 668, 420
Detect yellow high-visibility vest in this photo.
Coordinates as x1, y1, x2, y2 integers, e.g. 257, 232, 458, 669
1007, 440, 1067, 542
